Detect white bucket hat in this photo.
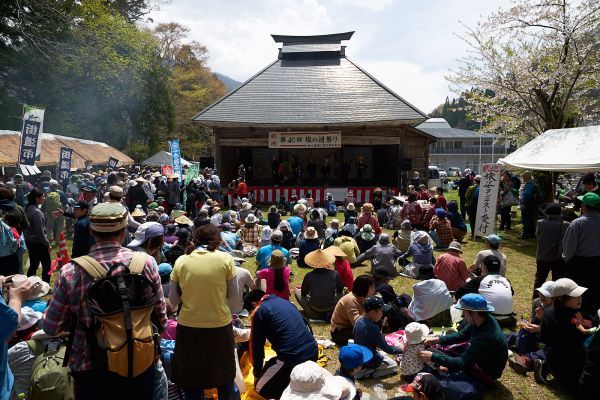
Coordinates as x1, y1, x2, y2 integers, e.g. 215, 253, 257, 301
404, 322, 430, 345
245, 214, 259, 224
18, 307, 43, 331
281, 361, 352, 400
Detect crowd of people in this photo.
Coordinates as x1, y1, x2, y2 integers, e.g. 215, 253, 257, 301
0, 166, 598, 400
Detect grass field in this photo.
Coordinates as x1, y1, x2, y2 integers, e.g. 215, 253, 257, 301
41, 190, 572, 399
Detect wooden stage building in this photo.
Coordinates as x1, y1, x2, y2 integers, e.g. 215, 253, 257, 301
193, 32, 435, 201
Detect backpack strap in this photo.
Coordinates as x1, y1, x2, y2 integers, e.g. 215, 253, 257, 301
128, 251, 147, 275
72, 256, 108, 279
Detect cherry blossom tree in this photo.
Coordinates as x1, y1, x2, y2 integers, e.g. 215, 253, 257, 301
449, 0, 600, 143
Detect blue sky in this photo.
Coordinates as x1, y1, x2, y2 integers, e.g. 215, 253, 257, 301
147, 0, 507, 113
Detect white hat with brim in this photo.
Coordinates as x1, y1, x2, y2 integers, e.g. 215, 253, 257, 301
552, 278, 587, 297
404, 322, 430, 345
535, 281, 556, 298
26, 276, 51, 299
242, 202, 253, 211
18, 307, 43, 331
245, 214, 259, 224
304, 227, 318, 239
281, 361, 351, 400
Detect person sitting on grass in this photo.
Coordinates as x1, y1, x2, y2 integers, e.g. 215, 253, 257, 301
256, 250, 291, 300
469, 234, 507, 276
353, 233, 403, 277
456, 255, 516, 328
393, 220, 414, 253
507, 281, 555, 375
336, 344, 373, 400
418, 294, 508, 400
294, 249, 343, 321
399, 372, 447, 400
428, 209, 453, 250
334, 231, 361, 264
446, 201, 467, 242
325, 244, 355, 292
256, 230, 290, 271
330, 275, 375, 346
400, 231, 434, 279
297, 226, 321, 268
353, 296, 403, 379
434, 241, 469, 292
354, 224, 378, 254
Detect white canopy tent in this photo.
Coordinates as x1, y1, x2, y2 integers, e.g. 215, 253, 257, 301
141, 151, 192, 168
498, 126, 600, 172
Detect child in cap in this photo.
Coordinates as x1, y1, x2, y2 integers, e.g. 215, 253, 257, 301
401, 323, 430, 381
336, 344, 373, 400
400, 372, 446, 400
352, 296, 403, 379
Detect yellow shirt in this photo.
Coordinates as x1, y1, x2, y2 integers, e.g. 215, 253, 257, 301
171, 248, 236, 328
334, 236, 360, 264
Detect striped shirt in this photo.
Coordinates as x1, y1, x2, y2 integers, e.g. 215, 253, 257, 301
41, 241, 167, 371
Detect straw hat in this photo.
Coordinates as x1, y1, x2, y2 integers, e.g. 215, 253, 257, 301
294, 203, 307, 213
304, 227, 318, 239
346, 203, 355, 211
323, 245, 346, 258
134, 177, 146, 183
130, 208, 146, 218
174, 215, 193, 226
304, 249, 335, 269
245, 214, 259, 224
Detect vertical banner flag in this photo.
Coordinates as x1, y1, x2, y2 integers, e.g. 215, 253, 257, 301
183, 163, 200, 204
169, 139, 182, 180
108, 157, 119, 169
58, 147, 73, 186
18, 106, 45, 166
474, 163, 502, 237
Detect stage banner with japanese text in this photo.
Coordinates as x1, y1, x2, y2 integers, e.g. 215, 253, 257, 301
169, 139, 182, 180
18, 106, 45, 166
269, 131, 341, 148
474, 163, 502, 237
58, 147, 73, 186
107, 157, 119, 169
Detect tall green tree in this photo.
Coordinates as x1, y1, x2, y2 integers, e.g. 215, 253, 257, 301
448, 0, 600, 143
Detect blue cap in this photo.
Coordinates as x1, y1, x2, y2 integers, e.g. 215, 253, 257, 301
81, 183, 97, 193
484, 234, 501, 245
158, 263, 173, 277
435, 208, 446, 218
339, 344, 373, 370
363, 296, 385, 312
455, 293, 494, 312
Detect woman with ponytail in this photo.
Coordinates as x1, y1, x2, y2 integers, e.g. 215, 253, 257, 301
256, 250, 291, 300
169, 224, 239, 399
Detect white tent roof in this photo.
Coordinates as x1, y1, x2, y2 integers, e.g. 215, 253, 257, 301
498, 126, 600, 172
141, 151, 191, 167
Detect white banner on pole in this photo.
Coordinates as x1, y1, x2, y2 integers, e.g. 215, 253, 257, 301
474, 163, 502, 238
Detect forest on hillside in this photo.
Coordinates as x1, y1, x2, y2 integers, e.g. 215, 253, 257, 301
0, 0, 225, 160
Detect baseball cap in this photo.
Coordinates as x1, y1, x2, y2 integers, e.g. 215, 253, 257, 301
73, 201, 89, 210
127, 222, 165, 248
535, 281, 555, 298
81, 183, 97, 193
339, 344, 373, 370
400, 373, 445, 399
485, 234, 501, 246
577, 192, 600, 208
363, 296, 385, 312
581, 173, 597, 184
455, 293, 494, 312
552, 278, 587, 298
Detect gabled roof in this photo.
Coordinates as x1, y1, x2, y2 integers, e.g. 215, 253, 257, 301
193, 32, 428, 128
141, 151, 192, 167
416, 119, 498, 140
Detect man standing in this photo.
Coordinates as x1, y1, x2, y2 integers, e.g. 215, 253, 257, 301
13, 174, 31, 208
456, 169, 473, 219
574, 173, 600, 210
520, 171, 540, 240
70, 201, 94, 258
42, 203, 167, 399
562, 192, 600, 314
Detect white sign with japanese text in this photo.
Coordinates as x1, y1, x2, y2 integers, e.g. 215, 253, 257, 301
474, 163, 502, 238
269, 131, 341, 148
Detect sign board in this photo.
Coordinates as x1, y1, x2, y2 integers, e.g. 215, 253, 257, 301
268, 131, 341, 148
161, 165, 173, 176
474, 163, 502, 237
169, 139, 182, 180
58, 147, 73, 185
107, 157, 119, 169
18, 106, 44, 166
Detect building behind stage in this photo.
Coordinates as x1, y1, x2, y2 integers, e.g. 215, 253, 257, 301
193, 32, 438, 191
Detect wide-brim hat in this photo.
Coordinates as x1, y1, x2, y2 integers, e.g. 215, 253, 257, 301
175, 215, 193, 226
305, 249, 335, 269
152, 171, 161, 178
455, 293, 494, 312
130, 208, 146, 217
323, 245, 347, 258
448, 241, 462, 253
304, 227, 318, 239
245, 213, 258, 224
26, 276, 51, 299
361, 203, 374, 213
294, 203, 307, 213
404, 322, 430, 345
269, 250, 286, 269
281, 361, 350, 400
134, 177, 146, 183
242, 202, 253, 211
170, 209, 186, 220
346, 203, 355, 211
18, 306, 43, 331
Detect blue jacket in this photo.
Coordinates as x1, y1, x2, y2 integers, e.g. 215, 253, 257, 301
353, 316, 402, 368
256, 244, 290, 270
297, 238, 321, 268
71, 216, 95, 258
1, 296, 18, 399
251, 295, 318, 377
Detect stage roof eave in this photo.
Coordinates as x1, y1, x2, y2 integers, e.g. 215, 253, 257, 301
194, 118, 430, 130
